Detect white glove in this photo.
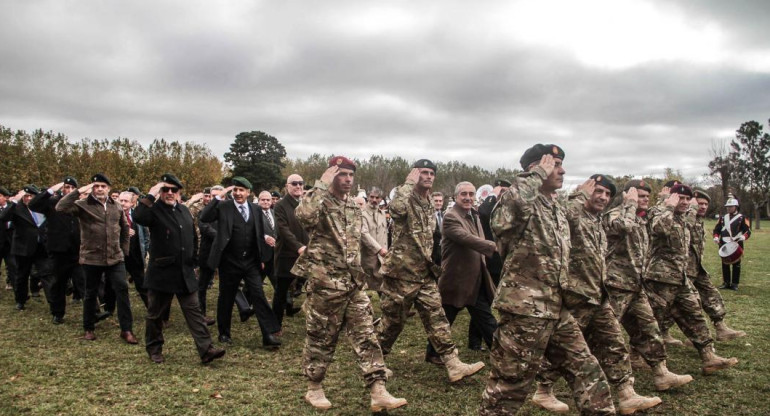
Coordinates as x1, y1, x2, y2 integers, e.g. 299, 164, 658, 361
735, 234, 746, 242
713, 237, 720, 243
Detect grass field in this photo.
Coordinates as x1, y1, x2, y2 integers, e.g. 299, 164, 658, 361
0, 220, 767, 415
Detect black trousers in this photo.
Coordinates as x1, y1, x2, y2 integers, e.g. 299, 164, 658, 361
217, 265, 279, 339
272, 275, 297, 328
83, 263, 133, 332
42, 253, 82, 317
146, 289, 213, 358
198, 265, 216, 316
14, 243, 52, 305
426, 288, 497, 358
1, 245, 17, 287
722, 261, 741, 286
125, 259, 148, 308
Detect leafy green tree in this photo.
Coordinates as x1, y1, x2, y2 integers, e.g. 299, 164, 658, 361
224, 131, 287, 192
729, 120, 770, 229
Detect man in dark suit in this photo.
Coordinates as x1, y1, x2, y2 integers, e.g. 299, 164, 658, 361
197, 186, 221, 325
118, 191, 150, 308
0, 185, 53, 311
199, 177, 281, 347
134, 174, 225, 364
273, 174, 309, 328
0, 187, 18, 292
426, 182, 498, 362
28, 177, 85, 323
257, 190, 277, 289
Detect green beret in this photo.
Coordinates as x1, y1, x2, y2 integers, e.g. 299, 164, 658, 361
91, 173, 111, 186
693, 187, 711, 202
589, 174, 616, 197
160, 173, 184, 189
412, 159, 437, 172
23, 184, 40, 195
0, 187, 10, 197
63, 176, 79, 187
519, 144, 565, 170
494, 179, 512, 187
232, 176, 252, 190
623, 179, 651, 193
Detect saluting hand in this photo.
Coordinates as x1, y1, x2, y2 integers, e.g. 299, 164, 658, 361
664, 193, 680, 207
78, 183, 94, 194
320, 166, 339, 186
659, 186, 671, 200
147, 182, 166, 198
538, 154, 555, 177
406, 168, 421, 184
12, 189, 25, 202
577, 178, 596, 195
189, 192, 204, 203
49, 182, 65, 193
624, 187, 639, 203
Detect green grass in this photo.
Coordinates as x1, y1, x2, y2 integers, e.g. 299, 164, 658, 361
0, 220, 767, 415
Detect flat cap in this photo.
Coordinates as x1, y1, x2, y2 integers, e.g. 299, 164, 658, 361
160, 173, 184, 189
91, 173, 111, 186
670, 184, 693, 197
494, 179, 512, 188
412, 159, 437, 172
623, 179, 652, 193
0, 187, 10, 197
232, 176, 252, 190
519, 144, 565, 170
63, 176, 79, 187
328, 155, 357, 171
590, 174, 617, 197
693, 187, 711, 202
23, 184, 40, 195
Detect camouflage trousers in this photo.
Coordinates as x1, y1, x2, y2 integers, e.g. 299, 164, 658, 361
377, 276, 455, 356
480, 310, 615, 416
302, 285, 386, 386
605, 286, 667, 366
659, 270, 726, 333
644, 279, 713, 351
537, 292, 632, 388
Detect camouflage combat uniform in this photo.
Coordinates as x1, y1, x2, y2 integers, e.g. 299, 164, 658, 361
376, 180, 456, 358
603, 201, 667, 366
537, 191, 632, 390
657, 215, 726, 332
479, 167, 614, 416
291, 180, 387, 386
644, 205, 714, 351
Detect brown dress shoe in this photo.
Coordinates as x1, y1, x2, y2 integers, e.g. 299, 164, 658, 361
120, 331, 139, 344
149, 353, 164, 364
201, 346, 226, 364
84, 331, 96, 341
204, 316, 216, 326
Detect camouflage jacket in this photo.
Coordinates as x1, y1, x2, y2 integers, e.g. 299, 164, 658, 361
686, 216, 707, 278
489, 167, 571, 320
290, 180, 367, 291
645, 205, 694, 285
564, 190, 606, 305
603, 200, 648, 292
379, 181, 441, 282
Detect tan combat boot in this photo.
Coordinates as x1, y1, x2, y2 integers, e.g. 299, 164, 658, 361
651, 361, 693, 391
629, 349, 649, 371
442, 350, 485, 382
715, 321, 747, 341
700, 345, 739, 375
370, 380, 407, 412
384, 367, 394, 380
661, 328, 684, 347
616, 381, 662, 415
531, 383, 569, 413
304, 382, 332, 410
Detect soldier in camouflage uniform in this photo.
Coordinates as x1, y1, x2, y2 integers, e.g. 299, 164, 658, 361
644, 184, 738, 375
480, 144, 615, 416
291, 156, 406, 412
376, 159, 485, 383
656, 188, 746, 342
602, 180, 693, 392
534, 175, 661, 415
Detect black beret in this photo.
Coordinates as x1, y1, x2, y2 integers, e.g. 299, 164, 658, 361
623, 179, 652, 193
328, 155, 357, 171
494, 179, 512, 188
670, 184, 693, 197
232, 176, 252, 190
126, 186, 141, 196
271, 191, 281, 198
63, 176, 79, 187
91, 173, 111, 186
519, 144, 565, 170
160, 173, 184, 189
663, 180, 681, 188
590, 174, 616, 197
693, 187, 711, 202
0, 187, 10, 197
412, 159, 437, 172
23, 184, 40, 195
203, 187, 212, 194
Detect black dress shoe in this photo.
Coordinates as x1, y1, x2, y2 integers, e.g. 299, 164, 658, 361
52, 316, 64, 325
218, 335, 232, 344
468, 345, 486, 351
15, 303, 24, 311
718, 283, 730, 289
95, 311, 112, 322
729, 285, 739, 291
239, 310, 254, 323
263, 333, 282, 349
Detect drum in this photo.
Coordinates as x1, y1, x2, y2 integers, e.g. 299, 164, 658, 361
718, 241, 743, 265
476, 184, 493, 203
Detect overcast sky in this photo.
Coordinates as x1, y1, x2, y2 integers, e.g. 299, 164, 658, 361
2, 0, 769, 185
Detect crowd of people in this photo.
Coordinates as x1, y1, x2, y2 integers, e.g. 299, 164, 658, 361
0, 143, 751, 415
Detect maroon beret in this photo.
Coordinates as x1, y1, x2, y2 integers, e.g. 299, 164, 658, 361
670, 184, 693, 197
329, 155, 356, 171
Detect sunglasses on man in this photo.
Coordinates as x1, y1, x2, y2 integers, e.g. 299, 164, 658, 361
161, 186, 179, 194
289, 181, 304, 187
